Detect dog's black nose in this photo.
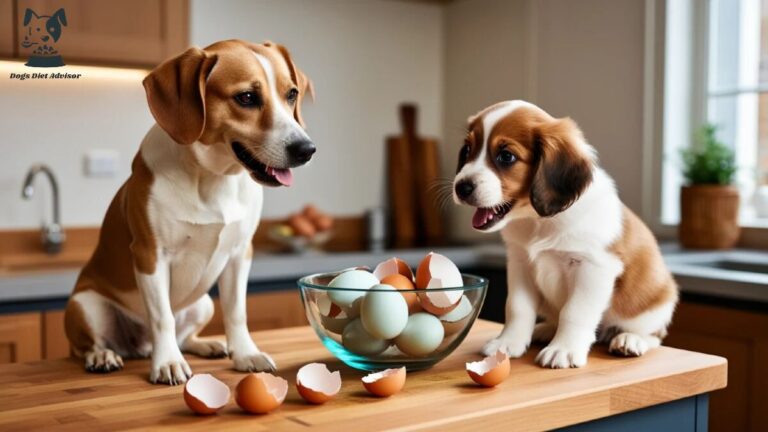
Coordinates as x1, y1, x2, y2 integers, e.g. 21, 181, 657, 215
287, 139, 316, 164
455, 180, 475, 200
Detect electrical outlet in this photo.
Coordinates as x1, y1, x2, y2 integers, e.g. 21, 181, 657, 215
84, 149, 119, 178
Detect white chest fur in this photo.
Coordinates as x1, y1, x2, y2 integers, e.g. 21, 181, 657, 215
140, 125, 263, 309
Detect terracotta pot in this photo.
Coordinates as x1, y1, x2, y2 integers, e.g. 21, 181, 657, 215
679, 185, 740, 249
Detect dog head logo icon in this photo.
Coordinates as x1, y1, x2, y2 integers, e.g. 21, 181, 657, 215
21, 8, 67, 68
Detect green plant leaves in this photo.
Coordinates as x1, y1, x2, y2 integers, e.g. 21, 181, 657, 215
680, 123, 736, 185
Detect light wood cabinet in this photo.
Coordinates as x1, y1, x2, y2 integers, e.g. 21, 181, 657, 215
0, 312, 41, 363
202, 290, 308, 336
665, 301, 768, 432
1, 0, 188, 67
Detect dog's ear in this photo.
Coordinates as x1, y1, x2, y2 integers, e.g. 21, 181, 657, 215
52, 8, 67, 26
47, 9, 67, 42
273, 43, 314, 128
23, 8, 39, 26
529, 117, 594, 217
143, 47, 218, 145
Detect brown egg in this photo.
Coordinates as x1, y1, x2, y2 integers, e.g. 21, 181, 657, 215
313, 215, 335, 232
302, 204, 321, 219
296, 363, 341, 404
362, 367, 406, 397
374, 257, 414, 281
183, 373, 230, 415
380, 274, 420, 314
235, 373, 288, 414
288, 214, 317, 238
415, 252, 463, 315
466, 351, 511, 387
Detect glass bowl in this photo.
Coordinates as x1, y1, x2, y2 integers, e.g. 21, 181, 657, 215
298, 272, 488, 371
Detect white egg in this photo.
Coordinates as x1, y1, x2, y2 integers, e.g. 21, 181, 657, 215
328, 270, 379, 307
361, 284, 409, 339
342, 319, 390, 356
395, 313, 445, 357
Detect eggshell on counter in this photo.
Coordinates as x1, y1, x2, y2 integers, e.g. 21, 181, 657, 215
439, 295, 473, 336
394, 313, 444, 357
466, 351, 510, 387
183, 373, 230, 415
361, 284, 409, 339
296, 363, 342, 404
380, 274, 421, 313
235, 373, 288, 414
373, 257, 414, 281
342, 319, 390, 356
415, 252, 464, 315
327, 270, 379, 307
362, 367, 406, 397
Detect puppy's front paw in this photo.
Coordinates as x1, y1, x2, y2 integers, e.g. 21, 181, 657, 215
85, 349, 124, 373
232, 352, 277, 373
482, 337, 528, 358
150, 358, 192, 385
182, 338, 228, 359
609, 332, 649, 357
535, 342, 589, 368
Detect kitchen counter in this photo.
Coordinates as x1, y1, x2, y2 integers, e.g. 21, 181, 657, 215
0, 320, 726, 431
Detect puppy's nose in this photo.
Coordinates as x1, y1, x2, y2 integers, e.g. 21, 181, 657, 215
286, 139, 316, 164
455, 180, 476, 200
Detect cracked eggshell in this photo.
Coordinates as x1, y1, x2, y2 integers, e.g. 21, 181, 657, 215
320, 310, 350, 335
380, 274, 421, 313
183, 373, 230, 415
296, 363, 342, 404
328, 270, 379, 307
235, 372, 288, 414
362, 367, 406, 397
439, 295, 473, 336
361, 284, 409, 339
373, 257, 414, 281
466, 351, 510, 387
317, 292, 343, 318
415, 252, 463, 315
342, 319, 390, 356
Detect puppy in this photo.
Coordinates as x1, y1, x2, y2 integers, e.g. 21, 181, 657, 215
64, 40, 315, 384
453, 101, 677, 368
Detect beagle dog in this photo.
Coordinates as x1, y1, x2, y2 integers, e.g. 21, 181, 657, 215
453, 101, 678, 368
64, 40, 315, 384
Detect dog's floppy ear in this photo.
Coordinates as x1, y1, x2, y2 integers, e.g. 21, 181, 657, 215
143, 47, 218, 145
47, 9, 67, 42
529, 117, 594, 217
23, 8, 39, 26
273, 43, 314, 128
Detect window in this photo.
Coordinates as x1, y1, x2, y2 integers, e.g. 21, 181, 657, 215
661, 0, 768, 226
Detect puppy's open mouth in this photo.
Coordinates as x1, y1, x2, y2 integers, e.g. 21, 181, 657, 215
472, 202, 514, 230
231, 142, 293, 187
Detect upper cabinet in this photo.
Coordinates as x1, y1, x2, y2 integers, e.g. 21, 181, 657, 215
0, 0, 188, 67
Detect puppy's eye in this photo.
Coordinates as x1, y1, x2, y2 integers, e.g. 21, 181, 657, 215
287, 88, 299, 104
459, 144, 471, 164
496, 149, 517, 165
234, 91, 262, 108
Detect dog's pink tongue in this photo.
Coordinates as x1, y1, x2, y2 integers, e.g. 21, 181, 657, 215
267, 167, 293, 186
472, 208, 494, 229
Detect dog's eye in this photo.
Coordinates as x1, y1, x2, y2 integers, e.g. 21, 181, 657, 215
497, 149, 517, 165
287, 88, 299, 104
459, 144, 471, 164
234, 92, 262, 108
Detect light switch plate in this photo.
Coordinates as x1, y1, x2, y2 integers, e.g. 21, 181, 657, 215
84, 149, 119, 178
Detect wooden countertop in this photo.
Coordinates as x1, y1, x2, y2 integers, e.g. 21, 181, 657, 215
0, 320, 727, 431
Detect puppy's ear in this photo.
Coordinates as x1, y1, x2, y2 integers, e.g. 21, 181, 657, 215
52, 8, 67, 26
47, 9, 67, 42
143, 47, 218, 145
23, 9, 39, 26
529, 117, 594, 217
273, 43, 314, 128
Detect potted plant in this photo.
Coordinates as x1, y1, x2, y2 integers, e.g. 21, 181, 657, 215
679, 123, 739, 249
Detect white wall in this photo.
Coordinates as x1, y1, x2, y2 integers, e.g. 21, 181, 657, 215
442, 0, 647, 243
0, 0, 444, 229
190, 0, 445, 219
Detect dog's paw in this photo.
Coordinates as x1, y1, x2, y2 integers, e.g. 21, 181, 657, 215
482, 337, 529, 358
535, 343, 589, 368
182, 338, 227, 359
85, 349, 124, 373
150, 358, 192, 385
232, 352, 277, 373
532, 322, 557, 343
609, 332, 649, 357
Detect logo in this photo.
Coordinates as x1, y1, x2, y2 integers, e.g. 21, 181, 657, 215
21, 8, 67, 68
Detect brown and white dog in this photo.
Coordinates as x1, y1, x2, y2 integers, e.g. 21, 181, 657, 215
453, 101, 678, 368
64, 40, 315, 384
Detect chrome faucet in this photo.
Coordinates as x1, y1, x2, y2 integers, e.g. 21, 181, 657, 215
21, 164, 65, 254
